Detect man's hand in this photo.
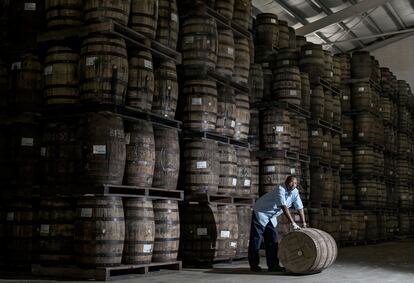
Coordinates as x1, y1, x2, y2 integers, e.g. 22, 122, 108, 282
303, 222, 308, 228
292, 222, 301, 230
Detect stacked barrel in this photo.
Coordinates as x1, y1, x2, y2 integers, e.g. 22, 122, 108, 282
1, 0, 183, 269
178, 0, 255, 264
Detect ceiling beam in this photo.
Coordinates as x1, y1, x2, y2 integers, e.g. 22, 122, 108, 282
363, 32, 414, 51
296, 0, 391, 35
383, 2, 407, 29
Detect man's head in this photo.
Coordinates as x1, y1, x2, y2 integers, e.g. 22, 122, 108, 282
285, 175, 298, 191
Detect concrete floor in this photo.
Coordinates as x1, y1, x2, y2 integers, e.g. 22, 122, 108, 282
0, 239, 413, 283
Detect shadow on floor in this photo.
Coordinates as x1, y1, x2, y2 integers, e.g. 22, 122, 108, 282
204, 267, 313, 277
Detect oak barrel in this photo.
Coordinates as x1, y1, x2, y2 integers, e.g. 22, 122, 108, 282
234, 92, 250, 141
216, 205, 238, 259
216, 28, 235, 77
262, 109, 291, 150
299, 44, 324, 81
273, 66, 301, 105
216, 85, 236, 137
233, 0, 251, 30
300, 72, 310, 111
351, 51, 371, 79
214, 0, 235, 20
129, 0, 158, 39
310, 86, 324, 120
278, 20, 289, 49
153, 60, 179, 118
254, 13, 278, 63
236, 206, 251, 257
260, 158, 290, 195
233, 37, 250, 84
83, 0, 131, 25
156, 0, 179, 50
45, 0, 83, 29
248, 64, 264, 103
236, 148, 251, 196
218, 144, 238, 195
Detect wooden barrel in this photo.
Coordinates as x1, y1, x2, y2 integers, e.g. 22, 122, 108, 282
214, 0, 235, 19
83, 0, 130, 25
10, 54, 43, 112
127, 50, 154, 111
216, 204, 238, 259
310, 86, 324, 120
308, 127, 323, 159
262, 109, 291, 150
341, 115, 353, 144
341, 85, 351, 112
290, 115, 300, 153
129, 0, 158, 39
276, 48, 299, 67
232, 93, 249, 142
123, 198, 154, 264
355, 113, 375, 143
398, 81, 410, 107
396, 158, 410, 180
331, 135, 341, 167
45, 0, 83, 29
80, 35, 128, 105
322, 133, 332, 164
261, 62, 273, 101
288, 27, 296, 49
299, 117, 308, 155
216, 28, 235, 77
124, 121, 155, 187
299, 44, 324, 81
351, 82, 372, 111
351, 51, 371, 79
398, 106, 410, 132
396, 180, 410, 209
152, 200, 180, 262
260, 158, 290, 195
184, 139, 219, 194
5, 199, 34, 264
384, 154, 395, 180
153, 127, 180, 190
301, 72, 310, 111
153, 60, 178, 118
383, 125, 395, 154
278, 208, 309, 239
216, 85, 236, 137
356, 179, 378, 208
309, 167, 325, 207
254, 16, 278, 63
340, 148, 353, 175
324, 90, 333, 123
332, 56, 341, 88
323, 169, 334, 206
341, 178, 356, 208
278, 20, 289, 49
236, 148, 251, 196
250, 153, 259, 195
74, 196, 125, 267
273, 66, 301, 105
75, 112, 126, 185
323, 50, 333, 84
233, 0, 251, 30
279, 228, 337, 274
332, 94, 341, 126
236, 206, 251, 257
249, 109, 260, 149
397, 133, 410, 155
233, 37, 250, 84
44, 46, 80, 105
337, 53, 351, 80
354, 146, 375, 176
182, 79, 217, 131
156, 0, 179, 50
398, 213, 411, 235
218, 144, 238, 195
248, 64, 264, 103
380, 96, 392, 123
36, 197, 75, 265
181, 16, 218, 69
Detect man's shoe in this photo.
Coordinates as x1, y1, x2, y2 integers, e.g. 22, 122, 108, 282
250, 266, 262, 272
268, 266, 286, 272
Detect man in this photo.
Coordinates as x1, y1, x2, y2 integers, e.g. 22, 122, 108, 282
248, 175, 307, 272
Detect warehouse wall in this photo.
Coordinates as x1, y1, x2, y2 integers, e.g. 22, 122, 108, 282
371, 34, 414, 88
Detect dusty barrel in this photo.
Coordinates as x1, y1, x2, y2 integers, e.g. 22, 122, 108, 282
278, 20, 289, 49
250, 153, 259, 195
181, 16, 218, 69
249, 64, 264, 103
262, 109, 291, 150
279, 228, 337, 274
331, 135, 341, 167
233, 37, 250, 84
340, 148, 353, 175
355, 113, 375, 143
10, 54, 43, 112
356, 179, 378, 208
276, 48, 299, 67
398, 106, 409, 132
332, 56, 341, 88
74, 197, 125, 267
46, 0, 83, 29
248, 109, 260, 148
216, 204, 238, 258
288, 27, 296, 49
310, 86, 324, 120
75, 112, 126, 185
153, 60, 178, 118
214, 0, 235, 19
341, 85, 351, 112
396, 159, 410, 180
397, 80, 409, 105
218, 144, 238, 195
236, 148, 251, 196
83, 0, 130, 25
308, 127, 323, 159
295, 35, 307, 51
323, 50, 333, 84
234, 92, 250, 141
127, 50, 154, 111
324, 90, 333, 123
156, 0, 179, 50
182, 79, 217, 131
152, 200, 180, 262
299, 44, 325, 81
351, 51, 372, 79
129, 0, 158, 39
44, 46, 80, 105
322, 133, 332, 164
5, 199, 34, 264
299, 117, 308, 155
301, 72, 310, 111
153, 127, 180, 190
354, 146, 375, 176
216, 85, 236, 137
233, 0, 251, 30
341, 178, 356, 208
262, 62, 273, 101
397, 133, 410, 155
351, 82, 372, 111
273, 66, 301, 105
36, 198, 75, 265
332, 95, 341, 126
260, 158, 290, 195
254, 13, 279, 62
341, 110, 353, 144
79, 35, 128, 105
290, 115, 300, 153
337, 53, 351, 80
184, 139, 219, 194
123, 198, 154, 264
216, 28, 235, 77
124, 121, 155, 187
236, 206, 251, 257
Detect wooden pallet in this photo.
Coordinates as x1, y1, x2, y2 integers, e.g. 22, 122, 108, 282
182, 130, 250, 149
185, 193, 256, 206
32, 261, 182, 281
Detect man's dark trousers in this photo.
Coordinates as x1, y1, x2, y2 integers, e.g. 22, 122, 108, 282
248, 212, 279, 269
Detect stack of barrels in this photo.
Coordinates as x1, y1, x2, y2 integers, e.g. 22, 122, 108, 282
179, 0, 255, 264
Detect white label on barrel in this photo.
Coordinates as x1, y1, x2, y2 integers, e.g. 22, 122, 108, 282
227, 47, 234, 55
341, 164, 345, 168
231, 120, 236, 128
364, 215, 368, 221
379, 108, 383, 111
81, 208, 93, 217
144, 60, 153, 69
343, 95, 349, 100
244, 179, 251, 187
342, 195, 349, 200
125, 133, 130, 145
40, 224, 50, 235
185, 36, 194, 44
323, 142, 328, 147
331, 112, 334, 118
171, 13, 178, 22
358, 87, 365, 92
276, 126, 284, 133
230, 242, 237, 247
196, 161, 207, 169
358, 150, 365, 154
192, 98, 202, 105
24, 3, 36, 10
371, 103, 374, 108
290, 90, 297, 96
86, 56, 98, 66
93, 145, 106, 155
143, 244, 152, 253
21, 137, 34, 147
330, 71, 333, 77
6, 212, 14, 221
294, 215, 300, 221
220, 230, 230, 238
282, 60, 289, 65
232, 178, 237, 186
40, 147, 47, 156
311, 131, 319, 136
290, 168, 296, 174
44, 66, 53, 75
361, 187, 367, 193
271, 19, 277, 24
310, 90, 313, 94
342, 133, 347, 138
359, 132, 364, 137
266, 166, 276, 173
262, 63, 269, 68
305, 50, 312, 55
197, 228, 208, 236
11, 62, 22, 70
390, 170, 393, 175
